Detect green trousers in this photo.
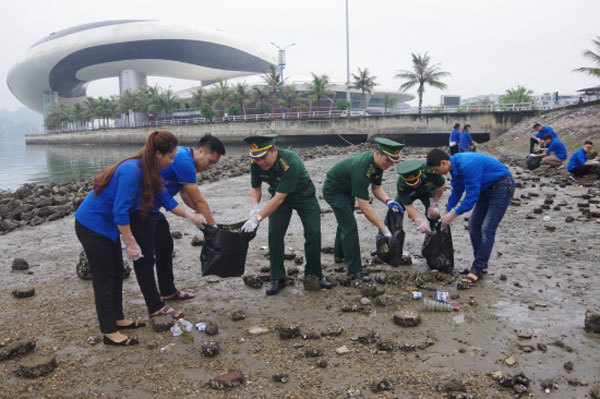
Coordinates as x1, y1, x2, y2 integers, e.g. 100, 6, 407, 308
268, 183, 322, 280
322, 180, 362, 275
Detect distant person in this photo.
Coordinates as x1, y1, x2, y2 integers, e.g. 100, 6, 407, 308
323, 138, 404, 282
534, 134, 567, 168
578, 97, 584, 105
426, 149, 514, 287
530, 123, 557, 154
567, 140, 600, 179
458, 124, 477, 152
449, 123, 461, 155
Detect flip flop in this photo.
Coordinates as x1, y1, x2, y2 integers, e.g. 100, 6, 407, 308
457, 273, 480, 290
459, 267, 488, 275
117, 320, 146, 330
162, 290, 195, 301
151, 306, 184, 319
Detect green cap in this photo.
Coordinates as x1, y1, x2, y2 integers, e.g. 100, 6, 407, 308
396, 160, 426, 186
243, 134, 277, 158
374, 137, 404, 162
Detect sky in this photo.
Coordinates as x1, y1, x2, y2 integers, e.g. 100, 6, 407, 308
1, 0, 599, 112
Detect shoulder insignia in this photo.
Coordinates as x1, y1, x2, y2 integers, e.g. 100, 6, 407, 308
279, 157, 290, 172
366, 163, 374, 178
374, 175, 380, 180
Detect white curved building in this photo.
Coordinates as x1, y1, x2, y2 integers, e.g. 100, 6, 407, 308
7, 20, 275, 116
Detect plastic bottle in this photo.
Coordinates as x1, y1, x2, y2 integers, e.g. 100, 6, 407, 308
421, 298, 459, 312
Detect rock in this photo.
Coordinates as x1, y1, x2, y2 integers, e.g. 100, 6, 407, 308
302, 331, 321, 340
585, 310, 600, 333
533, 207, 543, 214
277, 325, 300, 339
11, 258, 29, 271
504, 356, 516, 366
360, 283, 384, 297
336, 274, 352, 286
375, 295, 395, 307
231, 309, 245, 321
336, 345, 351, 355
499, 273, 507, 281
14, 355, 57, 378
564, 361, 573, 371
171, 231, 182, 239
287, 267, 300, 276
444, 378, 466, 392
294, 256, 304, 265
316, 359, 328, 368
346, 388, 363, 399
321, 246, 335, 254
517, 329, 533, 339
371, 378, 393, 392
456, 281, 472, 290
341, 303, 364, 312
393, 311, 421, 327
321, 325, 343, 337
0, 340, 36, 362
511, 199, 521, 206
205, 321, 219, 335
150, 315, 175, 332
540, 378, 555, 390
272, 372, 289, 383
537, 343, 547, 352
0, 338, 14, 347
87, 336, 101, 346
191, 234, 204, 246
304, 348, 323, 357
248, 326, 269, 336
524, 213, 535, 219
12, 288, 35, 298
201, 341, 220, 357
544, 224, 556, 232
376, 340, 395, 352
591, 382, 600, 399
242, 275, 263, 289
208, 369, 245, 390
334, 265, 346, 273
302, 275, 321, 291
360, 297, 371, 305
76, 250, 129, 279
357, 330, 378, 344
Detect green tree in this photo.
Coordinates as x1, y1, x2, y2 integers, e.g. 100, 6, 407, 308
573, 36, 600, 79
155, 88, 181, 119
305, 73, 333, 112
282, 85, 304, 112
499, 86, 534, 104
350, 67, 378, 110
395, 52, 450, 113
213, 78, 230, 117
262, 64, 282, 107
383, 95, 398, 111
228, 82, 250, 116
335, 99, 350, 110
252, 85, 272, 114
190, 87, 206, 109
118, 89, 141, 125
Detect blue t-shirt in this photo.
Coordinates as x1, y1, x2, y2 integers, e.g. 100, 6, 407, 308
535, 126, 558, 140
75, 159, 178, 241
150, 146, 197, 212
446, 153, 511, 215
567, 147, 588, 171
458, 130, 473, 148
545, 138, 567, 160
449, 129, 461, 145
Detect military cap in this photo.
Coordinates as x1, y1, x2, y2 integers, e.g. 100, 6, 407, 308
374, 137, 404, 163
244, 134, 277, 158
396, 160, 426, 186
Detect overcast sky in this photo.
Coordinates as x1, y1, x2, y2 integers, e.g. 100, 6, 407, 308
1, 0, 599, 112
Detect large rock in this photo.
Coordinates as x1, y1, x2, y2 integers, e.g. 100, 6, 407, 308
205, 320, 219, 336
201, 341, 220, 357
0, 340, 36, 362
11, 258, 29, 271
14, 355, 57, 378
151, 315, 174, 332
12, 288, 35, 298
242, 275, 263, 289
277, 325, 300, 339
302, 275, 321, 291
393, 311, 421, 327
585, 310, 600, 333
208, 369, 245, 390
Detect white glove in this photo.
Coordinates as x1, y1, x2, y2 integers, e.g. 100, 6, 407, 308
121, 233, 143, 261
242, 215, 260, 232
591, 160, 600, 166
185, 210, 206, 227
427, 203, 440, 219
440, 210, 458, 228
380, 226, 392, 238
473, 142, 479, 147
415, 219, 431, 233
449, 141, 456, 147
249, 204, 261, 218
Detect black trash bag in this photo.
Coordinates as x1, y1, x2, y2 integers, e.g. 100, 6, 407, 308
374, 208, 405, 267
200, 221, 256, 278
421, 223, 454, 273
526, 154, 541, 171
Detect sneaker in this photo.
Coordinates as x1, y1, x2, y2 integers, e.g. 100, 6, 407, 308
569, 175, 578, 181
556, 164, 564, 170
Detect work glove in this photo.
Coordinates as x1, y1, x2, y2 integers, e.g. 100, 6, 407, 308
249, 204, 261, 218
591, 160, 600, 166
185, 210, 206, 228
121, 233, 143, 261
415, 218, 431, 233
242, 216, 260, 232
449, 141, 457, 147
386, 200, 404, 213
440, 210, 457, 229
427, 202, 440, 219
380, 226, 392, 238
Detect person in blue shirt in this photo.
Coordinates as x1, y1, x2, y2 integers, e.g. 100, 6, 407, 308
130, 134, 225, 313
530, 123, 558, 154
535, 134, 567, 168
458, 124, 478, 152
449, 123, 461, 155
74, 130, 205, 347
567, 140, 600, 179
426, 149, 514, 287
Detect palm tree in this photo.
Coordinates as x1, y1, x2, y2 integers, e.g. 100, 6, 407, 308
350, 67, 378, 110
282, 85, 304, 113
573, 36, 600, 79
262, 64, 282, 107
156, 88, 181, 119
118, 89, 140, 126
383, 95, 398, 112
252, 85, 272, 114
395, 52, 450, 113
190, 87, 206, 110
499, 86, 534, 104
305, 73, 333, 112
229, 82, 250, 116
213, 78, 230, 117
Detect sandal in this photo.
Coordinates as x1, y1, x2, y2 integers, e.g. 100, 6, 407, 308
162, 290, 195, 301
150, 306, 184, 319
103, 335, 139, 346
457, 273, 480, 290
459, 267, 488, 275
117, 320, 146, 330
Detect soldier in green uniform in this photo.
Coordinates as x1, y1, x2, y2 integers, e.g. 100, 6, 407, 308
395, 160, 446, 233
241, 134, 333, 295
322, 138, 405, 282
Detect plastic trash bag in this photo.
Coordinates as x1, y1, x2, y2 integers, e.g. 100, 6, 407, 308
526, 154, 541, 171
374, 208, 405, 267
421, 223, 454, 273
200, 221, 256, 278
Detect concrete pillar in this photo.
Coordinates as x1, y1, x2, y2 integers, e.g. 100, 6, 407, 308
42, 90, 59, 118
119, 69, 147, 125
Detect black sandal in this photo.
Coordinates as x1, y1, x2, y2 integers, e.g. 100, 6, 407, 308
103, 335, 139, 346
162, 290, 195, 301
459, 267, 488, 275
116, 320, 146, 330
457, 273, 480, 290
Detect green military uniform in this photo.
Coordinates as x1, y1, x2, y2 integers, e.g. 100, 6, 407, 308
395, 160, 445, 229
247, 137, 322, 281
322, 138, 404, 275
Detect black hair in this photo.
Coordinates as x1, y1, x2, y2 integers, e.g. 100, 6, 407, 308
198, 133, 226, 155
453, 123, 460, 129
584, 140, 593, 145
426, 149, 450, 167
543, 134, 553, 140
533, 123, 541, 129
463, 124, 471, 130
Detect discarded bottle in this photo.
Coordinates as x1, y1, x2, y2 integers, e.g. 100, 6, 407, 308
411, 291, 423, 300
422, 298, 459, 312
434, 291, 450, 303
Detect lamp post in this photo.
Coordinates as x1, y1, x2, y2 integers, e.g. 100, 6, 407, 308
345, 0, 351, 107
270, 41, 295, 119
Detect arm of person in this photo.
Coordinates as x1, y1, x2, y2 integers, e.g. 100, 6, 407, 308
371, 184, 391, 205
531, 134, 542, 143
404, 204, 420, 221
453, 165, 483, 215
180, 183, 215, 226
432, 184, 445, 203
446, 178, 465, 211
357, 197, 386, 230
255, 191, 287, 219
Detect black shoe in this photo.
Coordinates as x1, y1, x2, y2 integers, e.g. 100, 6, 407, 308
349, 272, 371, 282
334, 256, 344, 263
266, 279, 286, 295
116, 320, 146, 330
103, 335, 139, 346
319, 278, 334, 289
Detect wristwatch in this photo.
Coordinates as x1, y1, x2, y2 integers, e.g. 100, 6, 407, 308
256, 214, 263, 222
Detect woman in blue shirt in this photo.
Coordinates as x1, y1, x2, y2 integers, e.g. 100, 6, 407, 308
458, 124, 478, 152
74, 130, 204, 346
449, 123, 461, 155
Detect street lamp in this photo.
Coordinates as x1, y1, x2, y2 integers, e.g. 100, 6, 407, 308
270, 41, 295, 119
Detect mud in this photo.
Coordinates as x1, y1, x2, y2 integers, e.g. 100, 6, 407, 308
0, 147, 600, 398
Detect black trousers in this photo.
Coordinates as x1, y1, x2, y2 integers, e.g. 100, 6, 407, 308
130, 211, 176, 314
529, 138, 547, 154
449, 145, 459, 155
75, 220, 124, 334
571, 165, 600, 177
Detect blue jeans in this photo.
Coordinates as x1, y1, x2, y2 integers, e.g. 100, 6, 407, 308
458, 146, 469, 152
468, 174, 515, 275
